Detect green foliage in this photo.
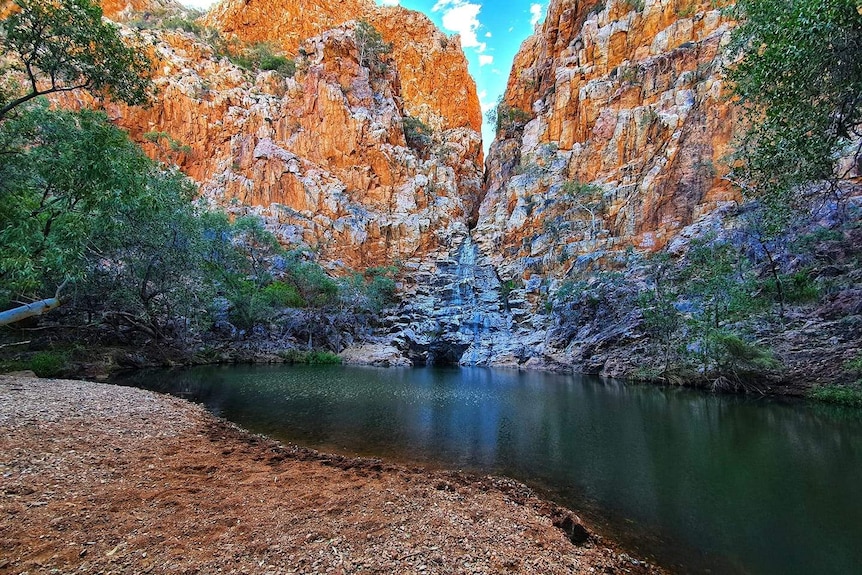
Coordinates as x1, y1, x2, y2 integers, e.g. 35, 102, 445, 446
338, 266, 398, 313
355, 20, 392, 78
28, 350, 69, 377
561, 180, 602, 198
622, 0, 645, 11
403, 115, 433, 151
161, 16, 203, 34
259, 281, 304, 308
288, 256, 339, 309
279, 349, 342, 365
0, 104, 156, 301
676, 2, 696, 17
709, 331, 780, 373
0, 0, 153, 119
846, 355, 862, 376
230, 42, 296, 77
728, 0, 862, 231
779, 270, 820, 304
143, 131, 192, 165
487, 99, 532, 135
809, 384, 862, 408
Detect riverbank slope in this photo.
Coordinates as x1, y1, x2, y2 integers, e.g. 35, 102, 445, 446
0, 375, 660, 574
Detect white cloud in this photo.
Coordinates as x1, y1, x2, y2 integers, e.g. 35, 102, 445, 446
479, 90, 495, 113
530, 3, 544, 27
485, 32, 492, 38
479, 55, 494, 66
432, 0, 487, 52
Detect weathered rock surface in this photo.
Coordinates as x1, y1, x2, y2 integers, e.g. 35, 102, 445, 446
362, 0, 743, 368
478, 0, 738, 278
71, 4, 483, 270
205, 0, 483, 135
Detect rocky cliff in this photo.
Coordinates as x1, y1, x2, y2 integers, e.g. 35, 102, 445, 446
79, 0, 483, 270
363, 0, 742, 368
478, 0, 737, 278
205, 0, 483, 135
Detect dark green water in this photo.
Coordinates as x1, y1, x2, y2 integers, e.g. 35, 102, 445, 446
115, 365, 862, 574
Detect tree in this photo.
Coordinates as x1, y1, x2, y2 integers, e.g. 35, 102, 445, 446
0, 104, 153, 306
0, 0, 152, 120
728, 0, 862, 229
354, 19, 391, 78
0, 104, 206, 333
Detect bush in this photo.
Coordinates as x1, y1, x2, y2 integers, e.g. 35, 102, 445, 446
782, 270, 820, 303
260, 281, 304, 308
486, 98, 532, 136
279, 349, 342, 365
306, 350, 342, 365
403, 116, 432, 152
230, 43, 296, 77
709, 331, 780, 375
809, 385, 862, 409
29, 351, 69, 377
355, 20, 391, 77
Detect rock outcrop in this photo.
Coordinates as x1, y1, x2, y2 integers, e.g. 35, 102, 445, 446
74, 2, 484, 271
477, 0, 738, 279
355, 0, 744, 368
205, 0, 483, 136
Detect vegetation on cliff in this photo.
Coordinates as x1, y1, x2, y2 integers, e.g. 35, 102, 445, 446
0, 0, 399, 373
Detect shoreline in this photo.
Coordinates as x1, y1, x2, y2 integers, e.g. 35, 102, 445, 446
0, 375, 663, 574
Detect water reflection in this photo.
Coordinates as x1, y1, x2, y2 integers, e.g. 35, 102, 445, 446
115, 365, 862, 575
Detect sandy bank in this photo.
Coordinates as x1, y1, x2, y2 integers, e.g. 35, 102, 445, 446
0, 375, 661, 574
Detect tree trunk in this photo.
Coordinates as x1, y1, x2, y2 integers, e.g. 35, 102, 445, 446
0, 297, 63, 327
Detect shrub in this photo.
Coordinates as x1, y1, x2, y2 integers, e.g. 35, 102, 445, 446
710, 331, 780, 374
403, 116, 433, 152
279, 349, 342, 365
260, 281, 304, 308
782, 270, 820, 303
355, 20, 392, 77
29, 351, 69, 377
230, 43, 296, 77
809, 385, 862, 409
561, 180, 602, 198
305, 350, 342, 365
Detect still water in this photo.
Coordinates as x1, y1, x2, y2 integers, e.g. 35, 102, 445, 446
115, 365, 862, 574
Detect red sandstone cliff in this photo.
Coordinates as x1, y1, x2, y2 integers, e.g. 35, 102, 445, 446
65, 0, 484, 270
477, 0, 738, 280
205, 0, 483, 135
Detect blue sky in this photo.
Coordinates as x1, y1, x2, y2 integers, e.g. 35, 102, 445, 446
179, 0, 547, 147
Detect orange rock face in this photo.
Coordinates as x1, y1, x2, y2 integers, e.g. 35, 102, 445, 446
205, 0, 483, 136
100, 0, 181, 21
62, 10, 483, 271
478, 0, 739, 280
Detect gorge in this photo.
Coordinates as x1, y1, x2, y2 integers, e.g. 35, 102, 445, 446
78, 0, 861, 390
2, 1, 862, 573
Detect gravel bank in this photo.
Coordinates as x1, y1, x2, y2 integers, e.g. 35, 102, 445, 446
0, 375, 662, 574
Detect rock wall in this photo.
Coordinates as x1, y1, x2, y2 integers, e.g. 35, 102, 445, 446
477, 0, 738, 279
70, 3, 483, 271
362, 0, 746, 368
205, 0, 483, 136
